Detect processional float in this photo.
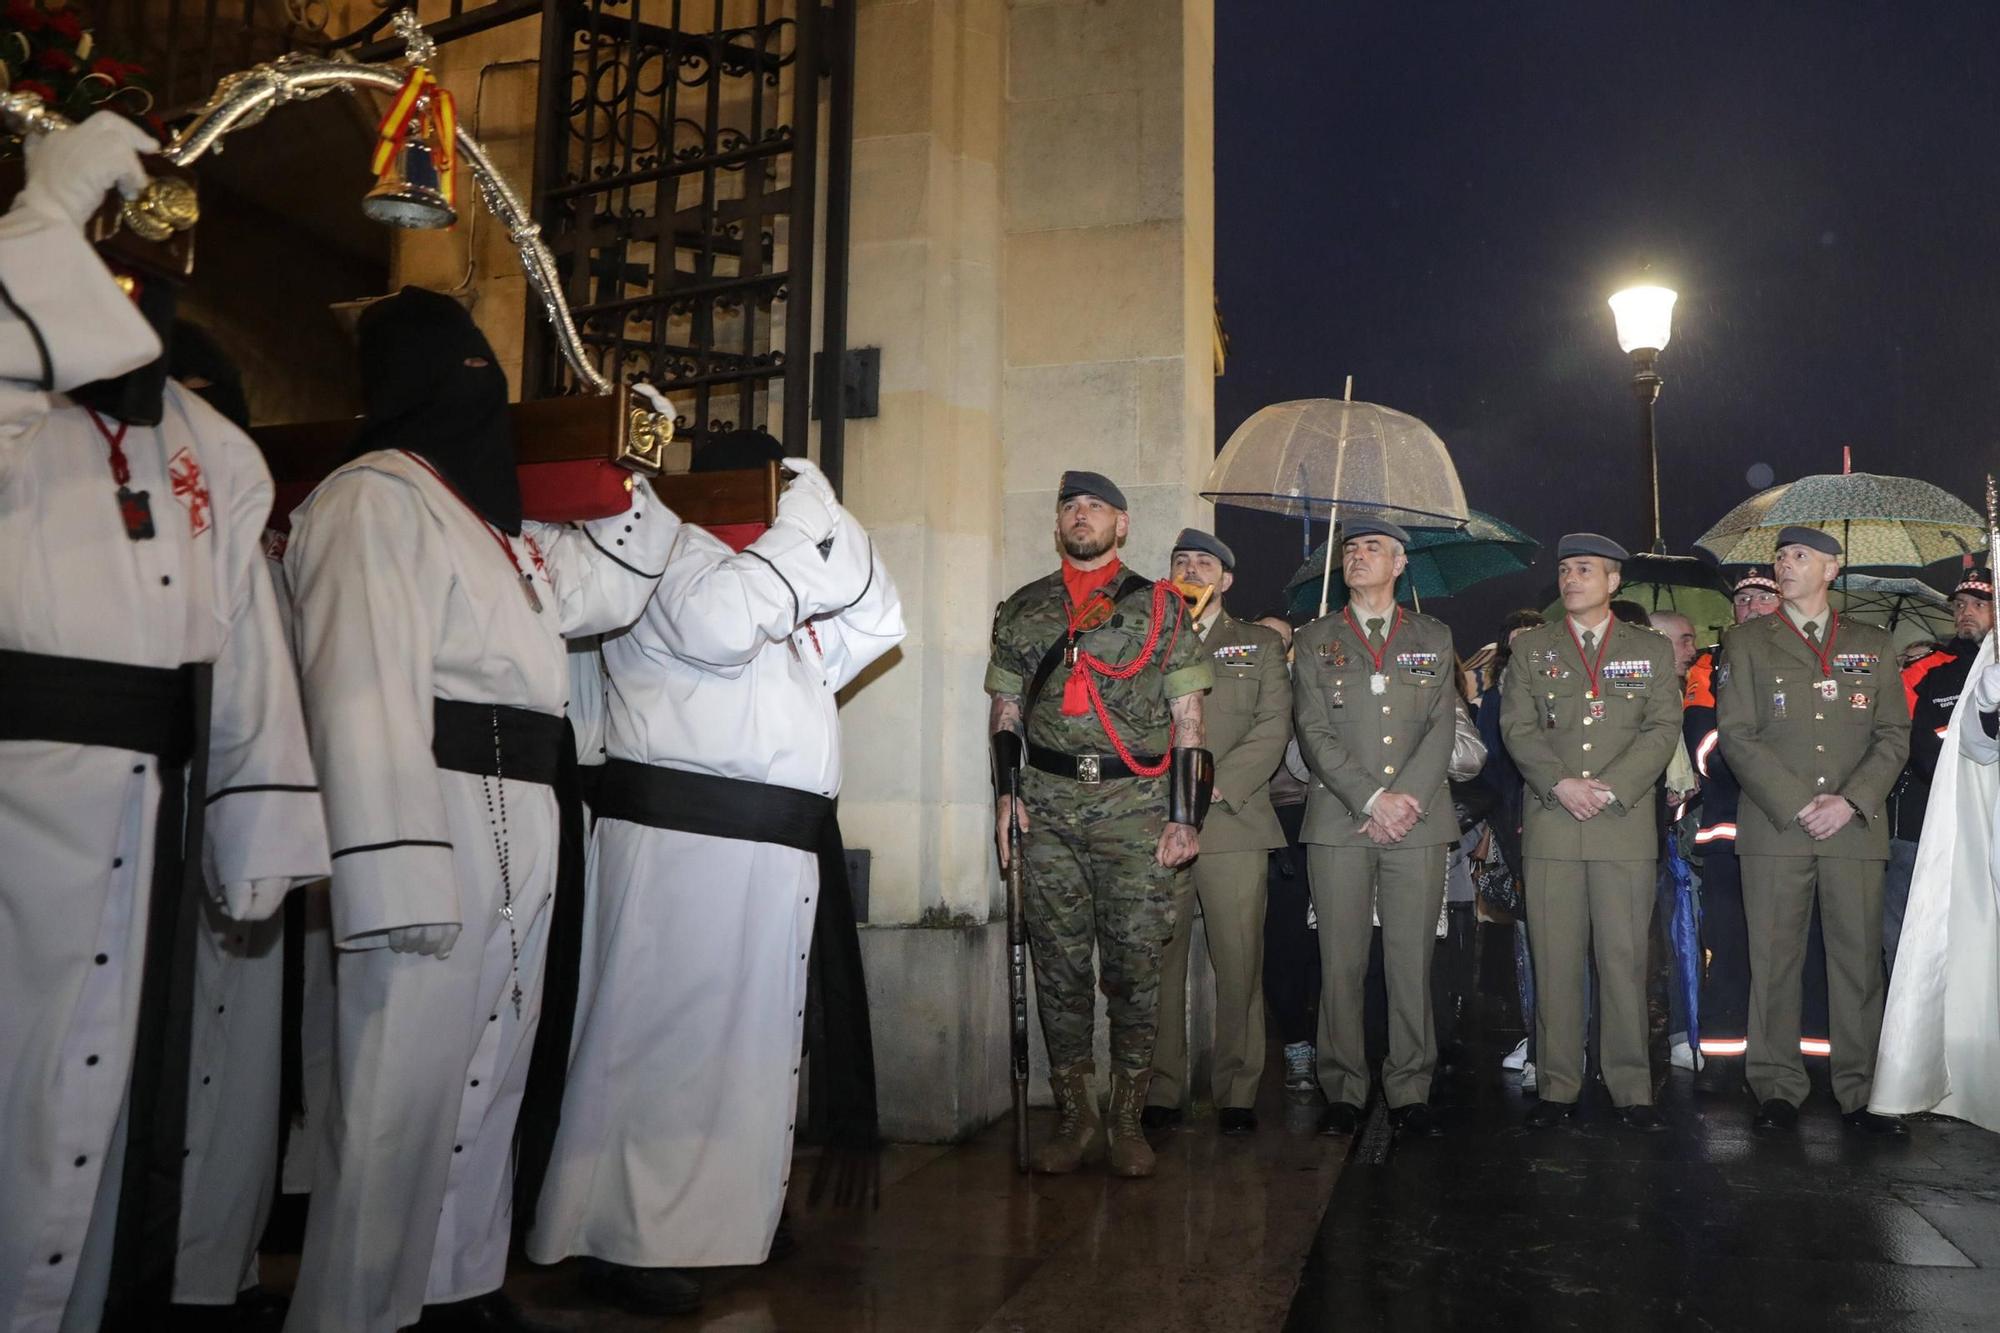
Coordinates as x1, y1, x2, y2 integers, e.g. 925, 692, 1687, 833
0, 8, 779, 528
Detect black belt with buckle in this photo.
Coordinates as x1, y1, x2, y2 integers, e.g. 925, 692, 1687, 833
1027, 741, 1162, 784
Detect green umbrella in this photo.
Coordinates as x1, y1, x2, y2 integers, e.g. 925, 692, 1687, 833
1286, 510, 1537, 619
1696, 469, 1984, 569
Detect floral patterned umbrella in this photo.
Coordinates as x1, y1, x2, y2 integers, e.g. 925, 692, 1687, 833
1696, 470, 1984, 570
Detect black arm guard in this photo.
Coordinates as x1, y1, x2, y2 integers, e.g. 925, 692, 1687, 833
1167, 746, 1215, 829
992, 730, 1025, 801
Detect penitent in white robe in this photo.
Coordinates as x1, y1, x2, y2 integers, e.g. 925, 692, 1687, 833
172, 534, 329, 1307
1871, 631, 2000, 1131
529, 496, 903, 1270
281, 450, 668, 1333
0, 206, 329, 1333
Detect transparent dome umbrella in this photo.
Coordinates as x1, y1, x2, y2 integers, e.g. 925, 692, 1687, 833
1285, 510, 1537, 620
1696, 468, 1985, 571
1203, 397, 1471, 616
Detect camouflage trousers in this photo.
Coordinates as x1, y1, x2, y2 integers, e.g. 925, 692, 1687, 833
1020, 767, 1185, 1075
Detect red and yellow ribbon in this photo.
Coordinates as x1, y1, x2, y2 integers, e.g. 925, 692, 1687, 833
370, 65, 458, 215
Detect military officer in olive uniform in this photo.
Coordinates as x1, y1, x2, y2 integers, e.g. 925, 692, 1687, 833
986, 472, 1214, 1179
1716, 527, 1910, 1136
1293, 519, 1459, 1138
1501, 534, 1682, 1132
1144, 530, 1290, 1136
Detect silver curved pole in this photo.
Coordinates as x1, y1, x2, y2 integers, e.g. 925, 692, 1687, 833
2, 10, 611, 395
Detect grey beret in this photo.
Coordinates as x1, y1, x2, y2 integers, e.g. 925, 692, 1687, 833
1057, 470, 1127, 511
1556, 532, 1630, 563
1340, 517, 1411, 547
1774, 525, 1842, 557
1171, 527, 1235, 570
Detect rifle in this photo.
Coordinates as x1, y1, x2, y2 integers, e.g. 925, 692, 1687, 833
1002, 748, 1031, 1174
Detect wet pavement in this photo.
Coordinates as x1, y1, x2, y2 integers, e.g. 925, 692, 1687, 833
251, 923, 2000, 1331
1285, 1020, 2000, 1331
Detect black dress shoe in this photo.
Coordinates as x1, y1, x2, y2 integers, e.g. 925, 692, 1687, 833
766, 1214, 797, 1262
577, 1257, 704, 1317
1752, 1098, 1799, 1133
1525, 1099, 1576, 1130
1390, 1102, 1443, 1138
1843, 1108, 1909, 1136
1618, 1104, 1668, 1134
1139, 1105, 1182, 1132
414, 1291, 561, 1332
1217, 1106, 1258, 1135
1317, 1101, 1363, 1136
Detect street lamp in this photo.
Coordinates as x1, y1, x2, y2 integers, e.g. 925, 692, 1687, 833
1609, 283, 1677, 553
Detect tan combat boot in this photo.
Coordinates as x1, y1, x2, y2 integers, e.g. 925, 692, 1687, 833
1032, 1063, 1106, 1174
1106, 1068, 1157, 1178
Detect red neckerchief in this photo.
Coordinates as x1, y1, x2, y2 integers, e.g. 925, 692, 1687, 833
1060, 558, 1123, 715
1777, 607, 1840, 677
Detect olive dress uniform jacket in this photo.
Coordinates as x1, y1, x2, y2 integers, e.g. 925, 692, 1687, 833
1715, 612, 1909, 859
1294, 608, 1457, 849
1500, 618, 1682, 862
1198, 611, 1291, 855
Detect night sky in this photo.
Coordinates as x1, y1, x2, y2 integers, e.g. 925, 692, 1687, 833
1213, 0, 2000, 645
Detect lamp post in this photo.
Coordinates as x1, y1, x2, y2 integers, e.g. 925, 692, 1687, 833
1608, 283, 1677, 553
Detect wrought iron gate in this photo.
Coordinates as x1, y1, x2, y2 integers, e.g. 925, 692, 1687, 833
526, 0, 849, 458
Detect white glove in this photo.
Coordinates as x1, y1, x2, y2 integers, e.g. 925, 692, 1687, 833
631, 381, 673, 417
19, 112, 158, 230
218, 877, 292, 922
386, 923, 462, 958
775, 454, 839, 543
1972, 663, 2000, 713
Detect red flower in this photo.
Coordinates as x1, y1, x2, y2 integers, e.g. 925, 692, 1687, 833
48, 11, 83, 39
90, 55, 126, 82
6, 0, 46, 30
35, 47, 75, 73
12, 79, 58, 101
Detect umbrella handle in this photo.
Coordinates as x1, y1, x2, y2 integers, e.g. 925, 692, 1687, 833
1318, 501, 1340, 618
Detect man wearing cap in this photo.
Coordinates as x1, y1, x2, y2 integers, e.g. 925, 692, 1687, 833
1682, 566, 1783, 1093
1501, 534, 1682, 1132
1716, 527, 1910, 1135
1883, 567, 1994, 976
1143, 529, 1289, 1136
1292, 519, 1459, 1138
986, 472, 1213, 1179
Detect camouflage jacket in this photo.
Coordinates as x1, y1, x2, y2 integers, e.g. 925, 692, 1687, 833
985, 567, 1213, 758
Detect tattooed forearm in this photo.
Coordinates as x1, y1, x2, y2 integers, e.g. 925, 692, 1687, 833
990, 692, 1024, 738
1170, 691, 1205, 748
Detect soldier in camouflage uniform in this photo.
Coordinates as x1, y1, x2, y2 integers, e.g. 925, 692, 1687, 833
986, 471, 1213, 1178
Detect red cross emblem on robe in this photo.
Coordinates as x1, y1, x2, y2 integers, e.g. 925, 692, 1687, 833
168, 445, 212, 537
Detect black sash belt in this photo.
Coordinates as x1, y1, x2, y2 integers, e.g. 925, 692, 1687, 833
1026, 741, 1162, 783
432, 698, 568, 786
427, 699, 585, 1245
0, 650, 208, 1329
0, 648, 198, 763
594, 757, 835, 853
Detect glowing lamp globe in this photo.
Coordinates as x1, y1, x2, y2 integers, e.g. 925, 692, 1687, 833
1609, 284, 1677, 354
